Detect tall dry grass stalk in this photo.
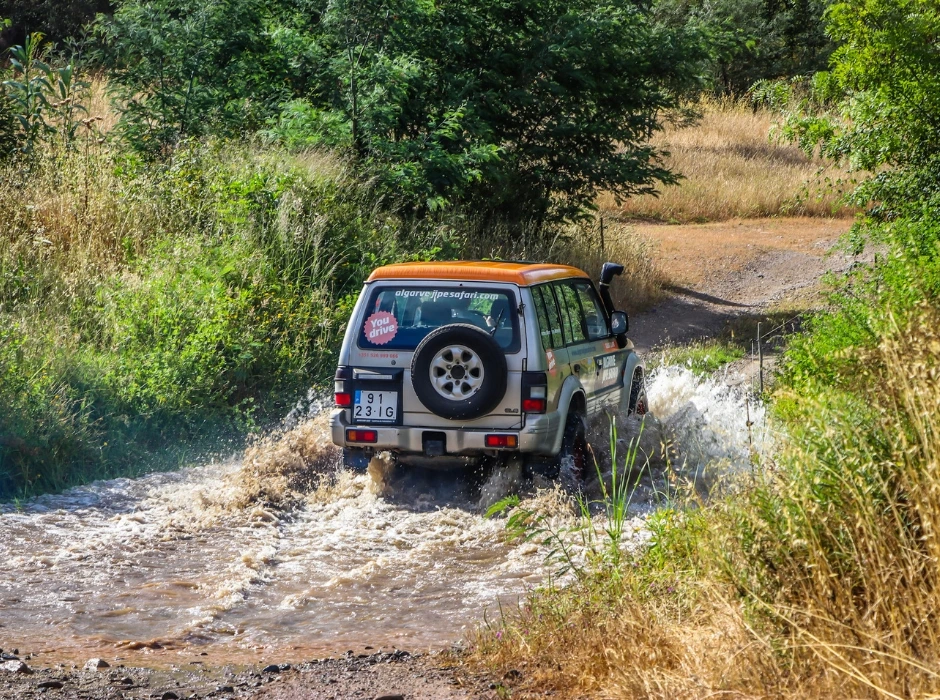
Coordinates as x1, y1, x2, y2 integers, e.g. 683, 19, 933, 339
598, 98, 855, 223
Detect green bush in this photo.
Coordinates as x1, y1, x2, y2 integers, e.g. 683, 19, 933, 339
0, 136, 451, 498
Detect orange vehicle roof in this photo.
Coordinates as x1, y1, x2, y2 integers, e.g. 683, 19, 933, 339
366, 261, 590, 286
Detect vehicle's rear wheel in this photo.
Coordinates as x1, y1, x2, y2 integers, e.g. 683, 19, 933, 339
411, 324, 507, 420
558, 408, 589, 493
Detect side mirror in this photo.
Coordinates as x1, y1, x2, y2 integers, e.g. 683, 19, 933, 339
610, 310, 628, 335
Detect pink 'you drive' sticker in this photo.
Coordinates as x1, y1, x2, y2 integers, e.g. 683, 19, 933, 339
364, 311, 398, 345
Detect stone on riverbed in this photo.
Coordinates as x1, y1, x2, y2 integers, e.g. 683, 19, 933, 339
1, 660, 32, 674
84, 657, 110, 671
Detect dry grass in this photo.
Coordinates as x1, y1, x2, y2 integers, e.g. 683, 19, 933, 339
555, 223, 666, 313
470, 583, 792, 699
598, 98, 856, 223
471, 310, 940, 699
460, 220, 667, 313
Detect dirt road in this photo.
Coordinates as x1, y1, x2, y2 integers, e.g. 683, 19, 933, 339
628, 217, 855, 351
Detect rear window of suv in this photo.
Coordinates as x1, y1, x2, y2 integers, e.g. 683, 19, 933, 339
359, 286, 520, 352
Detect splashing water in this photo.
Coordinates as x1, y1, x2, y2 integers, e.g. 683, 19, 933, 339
0, 365, 763, 664
647, 365, 768, 486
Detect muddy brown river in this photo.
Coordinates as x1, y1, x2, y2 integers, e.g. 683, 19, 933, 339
0, 367, 764, 666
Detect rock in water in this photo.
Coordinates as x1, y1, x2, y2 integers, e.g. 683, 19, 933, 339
0, 660, 32, 674
84, 658, 110, 671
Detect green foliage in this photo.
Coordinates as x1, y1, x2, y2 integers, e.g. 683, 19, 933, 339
760, 0, 940, 216
0, 82, 16, 160
98, 0, 704, 224
96, 0, 295, 152
262, 99, 353, 150
0, 322, 100, 496
310, 0, 706, 222
781, 212, 940, 392
0, 137, 450, 499
651, 339, 745, 376
653, 0, 833, 95
1, 32, 91, 153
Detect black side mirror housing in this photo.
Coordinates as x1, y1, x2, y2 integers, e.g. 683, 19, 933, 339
610, 310, 628, 335
600, 262, 625, 287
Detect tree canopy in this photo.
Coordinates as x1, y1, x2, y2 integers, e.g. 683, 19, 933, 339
95, 0, 704, 223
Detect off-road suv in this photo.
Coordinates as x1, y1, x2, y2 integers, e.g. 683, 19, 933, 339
330, 261, 647, 478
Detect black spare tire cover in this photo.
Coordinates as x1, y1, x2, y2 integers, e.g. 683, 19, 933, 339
411, 323, 508, 420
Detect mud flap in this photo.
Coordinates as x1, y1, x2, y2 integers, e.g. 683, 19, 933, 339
343, 448, 373, 472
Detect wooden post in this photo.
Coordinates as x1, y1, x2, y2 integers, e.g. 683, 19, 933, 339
757, 322, 764, 395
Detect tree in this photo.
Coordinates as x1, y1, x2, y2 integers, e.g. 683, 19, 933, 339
305, 0, 704, 223
96, 0, 296, 152
654, 0, 832, 94
98, 0, 703, 224
772, 0, 940, 214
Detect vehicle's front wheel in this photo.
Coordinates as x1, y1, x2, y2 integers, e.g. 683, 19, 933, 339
629, 371, 649, 416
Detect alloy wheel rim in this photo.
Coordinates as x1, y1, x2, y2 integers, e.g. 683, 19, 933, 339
429, 345, 484, 400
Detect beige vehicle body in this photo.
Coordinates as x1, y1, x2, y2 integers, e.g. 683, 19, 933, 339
329, 261, 646, 471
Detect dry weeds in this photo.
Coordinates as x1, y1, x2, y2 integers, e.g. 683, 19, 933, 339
472, 311, 940, 699
598, 99, 856, 223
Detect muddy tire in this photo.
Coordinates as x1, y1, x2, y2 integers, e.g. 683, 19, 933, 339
557, 409, 589, 493
629, 371, 649, 416
411, 324, 507, 420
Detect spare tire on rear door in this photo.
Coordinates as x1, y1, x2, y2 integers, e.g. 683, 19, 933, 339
411, 323, 507, 420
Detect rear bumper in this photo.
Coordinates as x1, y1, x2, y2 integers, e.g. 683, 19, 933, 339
330, 408, 561, 456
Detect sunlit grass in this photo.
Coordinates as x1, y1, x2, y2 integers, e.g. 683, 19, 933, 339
597, 97, 857, 223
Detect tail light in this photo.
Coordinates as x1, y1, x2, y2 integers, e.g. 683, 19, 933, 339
346, 428, 378, 443
335, 366, 352, 407
522, 371, 548, 414
485, 434, 518, 448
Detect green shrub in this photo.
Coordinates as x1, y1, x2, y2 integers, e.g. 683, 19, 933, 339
0, 137, 451, 498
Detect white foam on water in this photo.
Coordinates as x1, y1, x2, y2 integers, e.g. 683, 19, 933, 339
648, 365, 767, 484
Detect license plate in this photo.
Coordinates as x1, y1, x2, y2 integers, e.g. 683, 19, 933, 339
354, 390, 398, 423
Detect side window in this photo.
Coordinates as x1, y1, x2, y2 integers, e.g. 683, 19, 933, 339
555, 282, 586, 345
532, 287, 552, 351
573, 281, 609, 340
533, 285, 564, 350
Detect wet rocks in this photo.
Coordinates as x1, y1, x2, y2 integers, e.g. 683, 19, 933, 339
84, 657, 110, 671
1, 660, 32, 674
